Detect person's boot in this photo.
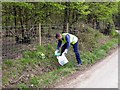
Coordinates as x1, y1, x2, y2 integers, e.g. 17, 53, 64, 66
76, 63, 82, 67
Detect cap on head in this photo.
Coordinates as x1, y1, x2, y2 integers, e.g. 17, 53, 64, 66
55, 33, 61, 38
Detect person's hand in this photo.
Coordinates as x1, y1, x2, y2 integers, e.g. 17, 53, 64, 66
63, 49, 68, 54
55, 49, 59, 54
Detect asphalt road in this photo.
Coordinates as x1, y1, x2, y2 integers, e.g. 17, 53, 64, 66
56, 49, 118, 88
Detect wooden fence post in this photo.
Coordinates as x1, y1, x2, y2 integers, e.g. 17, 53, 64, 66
66, 23, 69, 33
39, 23, 41, 45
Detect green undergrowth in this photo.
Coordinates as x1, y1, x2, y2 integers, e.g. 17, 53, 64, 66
28, 38, 118, 88
2, 30, 119, 88
81, 38, 118, 65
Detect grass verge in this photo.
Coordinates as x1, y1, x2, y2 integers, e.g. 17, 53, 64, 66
5, 37, 118, 89
2, 26, 119, 88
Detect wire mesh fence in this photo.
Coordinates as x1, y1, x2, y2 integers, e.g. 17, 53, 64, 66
2, 24, 69, 60
2, 22, 88, 60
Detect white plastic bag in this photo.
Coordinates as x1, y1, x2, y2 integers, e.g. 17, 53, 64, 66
57, 54, 68, 66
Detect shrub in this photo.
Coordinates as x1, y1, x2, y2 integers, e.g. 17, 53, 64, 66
4, 60, 14, 67
16, 83, 29, 89
23, 50, 45, 59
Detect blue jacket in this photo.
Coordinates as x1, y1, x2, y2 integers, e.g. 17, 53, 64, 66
57, 34, 70, 50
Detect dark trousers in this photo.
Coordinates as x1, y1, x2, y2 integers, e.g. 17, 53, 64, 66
61, 42, 82, 64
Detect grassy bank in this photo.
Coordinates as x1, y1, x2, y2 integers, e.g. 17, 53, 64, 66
28, 38, 119, 88
2, 27, 119, 89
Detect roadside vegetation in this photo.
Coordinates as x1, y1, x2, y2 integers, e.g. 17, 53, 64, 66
2, 26, 119, 88
2, 1, 120, 89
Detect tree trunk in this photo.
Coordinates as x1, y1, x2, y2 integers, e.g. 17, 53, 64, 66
5, 16, 9, 37
63, 2, 70, 33
5, 5, 9, 37
19, 7, 24, 38
96, 20, 100, 30
13, 6, 17, 34
87, 14, 93, 27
